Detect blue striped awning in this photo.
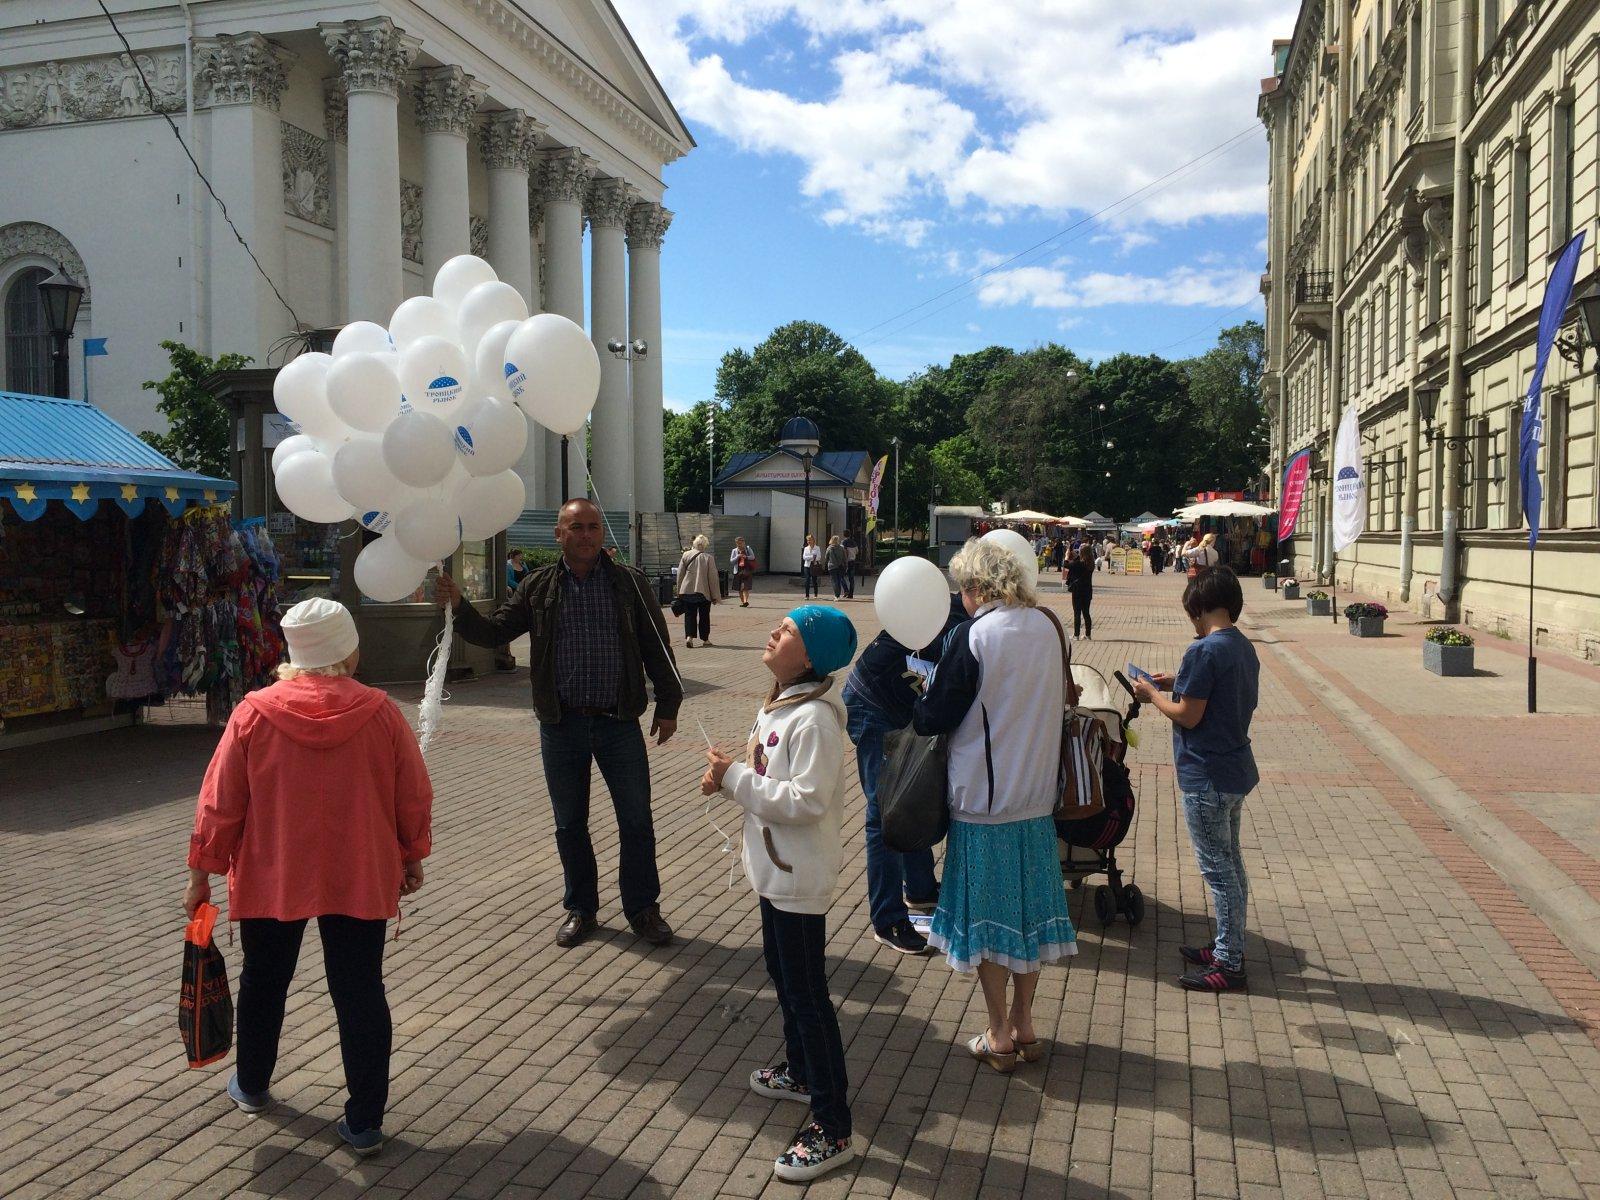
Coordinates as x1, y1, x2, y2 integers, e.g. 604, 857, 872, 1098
0, 392, 235, 521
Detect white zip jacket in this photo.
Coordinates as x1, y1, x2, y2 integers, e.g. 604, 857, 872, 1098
912, 602, 1064, 824
719, 680, 848, 914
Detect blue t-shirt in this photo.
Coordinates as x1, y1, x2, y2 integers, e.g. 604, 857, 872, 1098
1171, 626, 1260, 795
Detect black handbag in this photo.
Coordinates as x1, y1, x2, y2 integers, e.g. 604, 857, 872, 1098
878, 726, 950, 853
670, 596, 687, 616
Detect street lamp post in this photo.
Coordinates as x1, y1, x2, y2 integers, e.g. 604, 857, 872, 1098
800, 450, 814, 579
890, 435, 900, 557
601, 337, 650, 509
38, 263, 85, 400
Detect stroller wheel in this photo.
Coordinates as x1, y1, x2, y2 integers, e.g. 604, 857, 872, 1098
1093, 885, 1115, 926
1068, 877, 1083, 891
1123, 884, 1146, 926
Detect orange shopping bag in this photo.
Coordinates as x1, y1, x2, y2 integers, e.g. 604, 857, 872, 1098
179, 902, 233, 1069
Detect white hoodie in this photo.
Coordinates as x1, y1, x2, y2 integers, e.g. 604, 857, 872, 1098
719, 680, 848, 915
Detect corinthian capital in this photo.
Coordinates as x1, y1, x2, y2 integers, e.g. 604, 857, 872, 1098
414, 66, 485, 136
479, 109, 542, 171
319, 18, 420, 97
584, 178, 634, 229
626, 201, 673, 251
539, 147, 592, 205
196, 32, 287, 109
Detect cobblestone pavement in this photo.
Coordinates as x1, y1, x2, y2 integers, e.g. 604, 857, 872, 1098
3, 569, 1600, 1199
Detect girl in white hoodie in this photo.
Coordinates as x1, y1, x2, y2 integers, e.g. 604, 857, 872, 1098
703, 604, 858, 1184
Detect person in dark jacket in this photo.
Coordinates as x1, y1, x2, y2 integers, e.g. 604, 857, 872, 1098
1066, 544, 1094, 639
841, 591, 968, 955
436, 499, 682, 950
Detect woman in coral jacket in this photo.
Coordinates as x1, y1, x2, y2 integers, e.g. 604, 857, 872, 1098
184, 598, 433, 1158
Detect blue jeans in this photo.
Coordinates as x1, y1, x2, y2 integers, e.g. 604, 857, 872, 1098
844, 688, 938, 932
830, 568, 848, 599
761, 899, 851, 1138
804, 568, 820, 598
538, 713, 660, 919
1181, 786, 1249, 971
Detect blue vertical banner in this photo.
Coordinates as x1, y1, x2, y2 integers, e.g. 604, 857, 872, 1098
1522, 232, 1585, 548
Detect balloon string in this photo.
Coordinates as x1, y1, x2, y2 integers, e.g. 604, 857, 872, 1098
417, 561, 453, 757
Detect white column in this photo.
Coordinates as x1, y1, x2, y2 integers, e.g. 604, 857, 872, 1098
320, 18, 418, 323
414, 67, 483, 285
195, 33, 287, 359
586, 178, 634, 519
539, 147, 591, 505
526, 174, 548, 498
323, 77, 349, 316
628, 202, 671, 515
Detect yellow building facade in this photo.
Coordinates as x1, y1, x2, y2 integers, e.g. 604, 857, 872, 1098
1261, 0, 1600, 659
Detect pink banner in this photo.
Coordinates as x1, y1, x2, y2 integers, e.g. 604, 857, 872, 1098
1278, 450, 1310, 541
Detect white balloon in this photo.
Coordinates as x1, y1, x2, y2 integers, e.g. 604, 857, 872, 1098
473, 319, 524, 404
327, 352, 404, 433
432, 254, 498, 313
394, 499, 462, 562
453, 396, 528, 477
353, 536, 430, 603
398, 335, 470, 418
332, 437, 408, 512
504, 314, 600, 434
981, 528, 1040, 589
874, 557, 953, 651
273, 450, 355, 524
457, 281, 529, 356
271, 434, 315, 472
389, 295, 459, 351
457, 470, 527, 541
332, 321, 395, 357
358, 508, 396, 535
381, 410, 457, 488
273, 353, 349, 442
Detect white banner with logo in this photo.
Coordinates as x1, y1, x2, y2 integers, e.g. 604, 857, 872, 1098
1331, 404, 1366, 552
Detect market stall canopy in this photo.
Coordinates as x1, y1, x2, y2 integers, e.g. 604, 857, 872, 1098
1078, 511, 1117, 530
0, 392, 236, 521
997, 509, 1062, 524
1174, 498, 1277, 520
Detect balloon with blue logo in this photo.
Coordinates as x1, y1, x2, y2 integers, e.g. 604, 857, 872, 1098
454, 396, 528, 477
399, 336, 469, 418
358, 509, 395, 535
394, 498, 463, 562
503, 313, 600, 434
474, 319, 523, 403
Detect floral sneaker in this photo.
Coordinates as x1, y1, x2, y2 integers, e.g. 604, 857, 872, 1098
749, 1062, 810, 1103
773, 1121, 857, 1183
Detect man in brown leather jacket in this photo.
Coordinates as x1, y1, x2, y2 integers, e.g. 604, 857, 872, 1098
437, 499, 681, 949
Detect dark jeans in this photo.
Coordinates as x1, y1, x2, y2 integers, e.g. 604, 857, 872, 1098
539, 712, 660, 920
804, 567, 820, 598
844, 690, 938, 931
845, 564, 856, 598
237, 915, 390, 1133
1071, 591, 1092, 637
760, 899, 851, 1139
830, 567, 848, 599
679, 594, 710, 640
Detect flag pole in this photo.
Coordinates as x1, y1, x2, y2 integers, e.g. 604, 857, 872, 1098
1527, 541, 1537, 713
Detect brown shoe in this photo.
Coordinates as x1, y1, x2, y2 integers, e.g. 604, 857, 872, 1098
555, 910, 596, 949
629, 905, 674, 946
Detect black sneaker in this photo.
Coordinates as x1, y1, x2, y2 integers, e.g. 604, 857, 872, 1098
1179, 964, 1247, 992
903, 888, 939, 914
873, 919, 932, 956
773, 1121, 858, 1182
749, 1062, 810, 1103
1179, 945, 1217, 967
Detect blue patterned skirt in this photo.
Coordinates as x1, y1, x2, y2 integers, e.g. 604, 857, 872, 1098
929, 815, 1077, 974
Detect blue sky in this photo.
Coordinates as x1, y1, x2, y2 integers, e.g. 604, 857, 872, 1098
614, 0, 1300, 411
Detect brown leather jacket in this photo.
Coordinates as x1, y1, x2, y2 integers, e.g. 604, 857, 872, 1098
452, 555, 682, 725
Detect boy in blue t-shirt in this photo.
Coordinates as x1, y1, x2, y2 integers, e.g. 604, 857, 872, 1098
1132, 566, 1260, 992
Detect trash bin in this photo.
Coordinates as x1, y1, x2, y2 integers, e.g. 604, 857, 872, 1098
718, 569, 730, 596
655, 574, 674, 606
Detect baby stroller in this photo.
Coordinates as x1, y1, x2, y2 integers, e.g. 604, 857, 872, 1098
1056, 665, 1144, 925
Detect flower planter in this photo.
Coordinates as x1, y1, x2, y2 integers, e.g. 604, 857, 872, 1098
1424, 641, 1474, 676
1282, 584, 1300, 600
1263, 575, 1278, 590
1306, 597, 1332, 616
1347, 615, 1386, 638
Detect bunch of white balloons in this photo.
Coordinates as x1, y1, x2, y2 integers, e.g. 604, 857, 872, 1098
269, 254, 603, 602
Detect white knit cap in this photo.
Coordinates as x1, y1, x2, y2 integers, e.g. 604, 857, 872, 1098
280, 598, 359, 669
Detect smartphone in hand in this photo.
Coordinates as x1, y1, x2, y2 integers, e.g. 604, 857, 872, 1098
1126, 663, 1155, 687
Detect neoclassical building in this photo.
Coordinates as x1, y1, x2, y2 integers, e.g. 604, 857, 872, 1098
1261, 0, 1600, 657
0, 1, 691, 513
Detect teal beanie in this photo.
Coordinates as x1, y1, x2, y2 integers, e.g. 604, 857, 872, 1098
788, 605, 858, 677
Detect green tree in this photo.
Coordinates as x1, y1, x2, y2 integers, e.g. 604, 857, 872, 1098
139, 340, 250, 478
965, 344, 1087, 511
1064, 353, 1193, 517
1179, 320, 1268, 493
662, 401, 726, 511
891, 346, 1015, 525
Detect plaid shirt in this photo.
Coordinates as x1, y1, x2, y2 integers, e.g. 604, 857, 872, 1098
553, 559, 623, 710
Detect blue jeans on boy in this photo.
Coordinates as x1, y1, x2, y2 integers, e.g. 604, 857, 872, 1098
844, 687, 939, 932
538, 712, 660, 919
1181, 786, 1249, 971
760, 899, 851, 1139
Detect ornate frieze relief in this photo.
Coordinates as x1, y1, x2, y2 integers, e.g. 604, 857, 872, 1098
282, 123, 332, 228
0, 222, 91, 303
401, 181, 424, 263
0, 50, 185, 128
469, 215, 489, 259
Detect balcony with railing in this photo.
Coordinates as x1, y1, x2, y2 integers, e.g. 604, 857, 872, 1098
1291, 268, 1334, 339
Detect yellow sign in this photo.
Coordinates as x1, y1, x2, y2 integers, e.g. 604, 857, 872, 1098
1122, 548, 1144, 575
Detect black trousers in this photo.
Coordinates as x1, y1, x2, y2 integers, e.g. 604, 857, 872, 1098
1071, 591, 1093, 637
679, 594, 711, 640
236, 916, 391, 1133
760, 899, 851, 1138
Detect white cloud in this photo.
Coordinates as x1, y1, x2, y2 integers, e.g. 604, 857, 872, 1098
975, 265, 1261, 310
614, 0, 1296, 237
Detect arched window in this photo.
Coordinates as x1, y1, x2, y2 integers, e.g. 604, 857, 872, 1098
5, 267, 52, 394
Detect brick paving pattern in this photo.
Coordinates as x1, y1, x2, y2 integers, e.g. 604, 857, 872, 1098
3, 568, 1599, 1199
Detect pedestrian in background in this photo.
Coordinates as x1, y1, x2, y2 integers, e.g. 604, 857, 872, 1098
825, 535, 849, 599
731, 536, 756, 607
1066, 543, 1095, 639
703, 606, 861, 1183
675, 533, 722, 648
1132, 566, 1259, 992
844, 535, 859, 599
184, 599, 433, 1156
803, 534, 822, 599
913, 539, 1076, 1072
